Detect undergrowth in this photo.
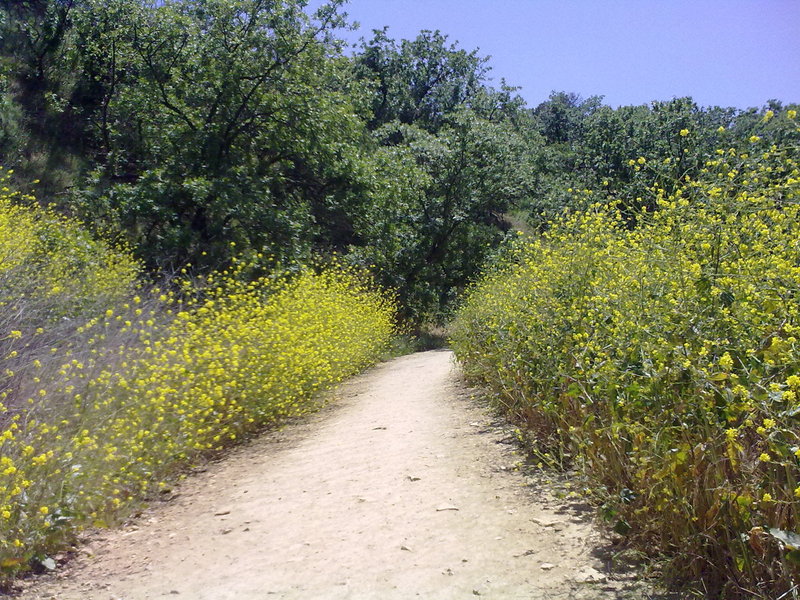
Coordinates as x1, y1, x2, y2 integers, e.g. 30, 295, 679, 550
451, 110, 800, 598
0, 178, 395, 583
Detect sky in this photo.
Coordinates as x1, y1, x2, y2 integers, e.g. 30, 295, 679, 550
319, 0, 800, 110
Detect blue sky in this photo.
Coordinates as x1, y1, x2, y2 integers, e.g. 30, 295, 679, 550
321, 0, 800, 110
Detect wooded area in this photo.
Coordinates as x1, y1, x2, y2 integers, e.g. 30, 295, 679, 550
1, 0, 795, 322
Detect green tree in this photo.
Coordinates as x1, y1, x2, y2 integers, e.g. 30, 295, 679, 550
0, 0, 89, 191
522, 94, 778, 225
353, 28, 490, 132
0, 0, 76, 118
532, 91, 603, 145
349, 30, 536, 320
351, 108, 534, 321
69, 0, 373, 269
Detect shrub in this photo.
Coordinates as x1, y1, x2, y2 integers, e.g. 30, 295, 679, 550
0, 170, 140, 416
0, 169, 140, 327
451, 111, 800, 598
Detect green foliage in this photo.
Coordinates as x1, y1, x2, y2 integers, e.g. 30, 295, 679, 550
525, 94, 800, 226
1, 1, 796, 327
349, 108, 534, 322
1, 4, 800, 595
1, 0, 537, 322
67, 0, 370, 269
0, 0, 89, 195
0, 78, 25, 166
451, 112, 800, 598
353, 28, 490, 132
349, 29, 537, 321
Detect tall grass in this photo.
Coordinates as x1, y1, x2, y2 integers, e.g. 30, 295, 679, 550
451, 111, 800, 598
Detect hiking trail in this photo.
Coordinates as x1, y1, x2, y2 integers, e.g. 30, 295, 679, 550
18, 350, 652, 599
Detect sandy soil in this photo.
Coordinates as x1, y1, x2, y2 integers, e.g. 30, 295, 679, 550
15, 350, 655, 600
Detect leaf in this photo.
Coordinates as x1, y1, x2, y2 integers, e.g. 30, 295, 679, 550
768, 528, 800, 550
719, 290, 735, 307
782, 405, 800, 418
763, 298, 779, 313
600, 504, 618, 522
613, 519, 631, 535
695, 276, 712, 294
735, 555, 746, 572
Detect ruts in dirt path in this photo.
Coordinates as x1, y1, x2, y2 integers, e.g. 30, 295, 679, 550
19, 350, 648, 599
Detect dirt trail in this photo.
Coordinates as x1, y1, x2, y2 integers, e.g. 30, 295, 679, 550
18, 350, 649, 600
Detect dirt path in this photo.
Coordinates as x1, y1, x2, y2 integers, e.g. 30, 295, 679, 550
18, 350, 650, 600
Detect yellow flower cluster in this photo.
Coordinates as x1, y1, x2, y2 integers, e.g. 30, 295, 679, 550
0, 171, 139, 315
0, 180, 395, 581
452, 116, 800, 597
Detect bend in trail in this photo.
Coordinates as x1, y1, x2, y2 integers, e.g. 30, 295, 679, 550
20, 351, 653, 600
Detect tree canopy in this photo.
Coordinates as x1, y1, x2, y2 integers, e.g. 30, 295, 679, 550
0, 0, 796, 321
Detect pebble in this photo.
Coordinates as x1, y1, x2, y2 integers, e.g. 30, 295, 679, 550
574, 566, 607, 583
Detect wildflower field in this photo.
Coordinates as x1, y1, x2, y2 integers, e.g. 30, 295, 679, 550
0, 178, 395, 582
451, 113, 800, 597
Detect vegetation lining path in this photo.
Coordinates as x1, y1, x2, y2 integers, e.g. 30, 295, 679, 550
20, 351, 648, 599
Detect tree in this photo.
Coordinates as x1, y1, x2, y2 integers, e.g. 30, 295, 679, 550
69, 0, 373, 268
532, 91, 603, 145
0, 0, 76, 115
351, 108, 534, 320
353, 28, 490, 132
0, 0, 88, 191
347, 30, 536, 320
521, 94, 773, 224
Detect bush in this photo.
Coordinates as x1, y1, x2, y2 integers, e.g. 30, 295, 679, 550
0, 170, 140, 419
451, 111, 800, 598
0, 169, 140, 321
